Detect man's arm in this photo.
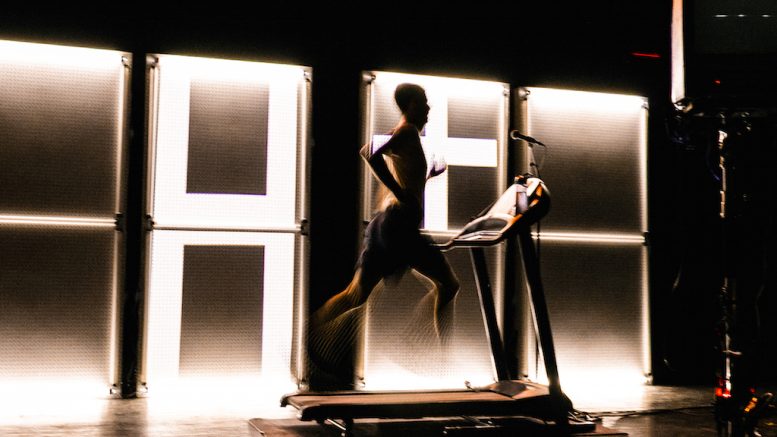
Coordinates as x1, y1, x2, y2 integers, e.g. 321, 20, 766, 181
360, 138, 408, 204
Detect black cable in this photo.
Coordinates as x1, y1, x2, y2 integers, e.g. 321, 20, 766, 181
533, 142, 548, 175
573, 404, 715, 421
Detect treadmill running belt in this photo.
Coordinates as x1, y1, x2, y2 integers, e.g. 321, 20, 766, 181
282, 382, 556, 422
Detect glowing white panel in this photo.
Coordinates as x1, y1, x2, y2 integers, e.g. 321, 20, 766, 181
145, 231, 296, 391
522, 241, 649, 401
0, 227, 118, 397
0, 39, 127, 219
151, 55, 307, 230
0, 40, 128, 399
526, 87, 647, 235
520, 87, 650, 401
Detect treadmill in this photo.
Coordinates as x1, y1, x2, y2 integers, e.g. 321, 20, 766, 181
282, 176, 587, 435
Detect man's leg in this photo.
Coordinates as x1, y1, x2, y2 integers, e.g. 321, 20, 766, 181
411, 246, 460, 339
309, 268, 380, 329
307, 268, 382, 388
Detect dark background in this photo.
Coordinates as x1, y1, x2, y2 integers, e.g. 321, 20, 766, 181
2, 2, 774, 390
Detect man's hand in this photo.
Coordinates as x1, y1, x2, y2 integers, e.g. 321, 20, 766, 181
428, 154, 447, 179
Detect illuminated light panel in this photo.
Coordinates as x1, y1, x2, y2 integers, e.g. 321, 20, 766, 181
522, 86, 650, 401
145, 231, 296, 392
671, 0, 686, 104
526, 86, 648, 235
370, 71, 506, 232
526, 87, 646, 115
0, 39, 125, 70
151, 55, 307, 229
524, 241, 650, 405
533, 231, 645, 244
0, 215, 116, 227
0, 40, 127, 404
1, 40, 127, 219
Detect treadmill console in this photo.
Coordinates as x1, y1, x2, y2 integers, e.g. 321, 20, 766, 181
446, 177, 550, 247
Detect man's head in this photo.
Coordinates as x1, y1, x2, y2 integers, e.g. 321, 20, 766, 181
395, 83, 429, 129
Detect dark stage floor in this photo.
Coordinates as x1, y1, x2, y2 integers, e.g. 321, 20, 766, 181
0, 385, 775, 436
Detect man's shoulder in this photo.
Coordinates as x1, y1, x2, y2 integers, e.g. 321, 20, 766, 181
389, 124, 420, 141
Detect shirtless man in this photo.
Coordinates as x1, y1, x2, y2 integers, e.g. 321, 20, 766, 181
310, 83, 459, 338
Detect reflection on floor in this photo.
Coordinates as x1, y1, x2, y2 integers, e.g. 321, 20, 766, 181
0, 385, 775, 436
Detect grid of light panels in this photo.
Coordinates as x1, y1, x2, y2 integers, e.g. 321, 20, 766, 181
520, 87, 650, 399
360, 71, 509, 390
0, 39, 129, 397
0, 37, 653, 409
144, 54, 310, 396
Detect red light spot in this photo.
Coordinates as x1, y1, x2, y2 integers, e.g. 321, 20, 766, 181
714, 80, 722, 85
631, 52, 661, 59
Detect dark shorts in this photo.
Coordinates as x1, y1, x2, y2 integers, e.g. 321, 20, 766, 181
357, 203, 449, 280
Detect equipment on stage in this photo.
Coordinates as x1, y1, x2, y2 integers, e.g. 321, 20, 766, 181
282, 176, 592, 435
670, 103, 776, 437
